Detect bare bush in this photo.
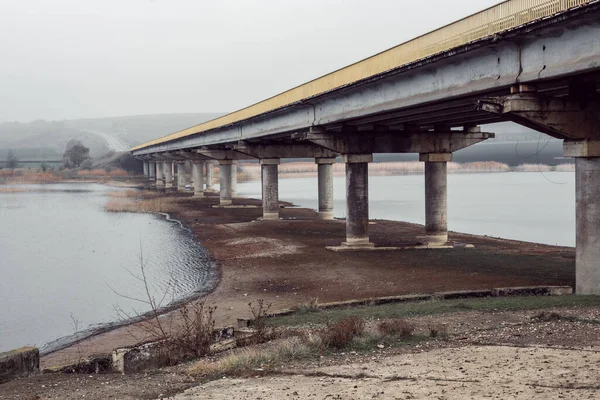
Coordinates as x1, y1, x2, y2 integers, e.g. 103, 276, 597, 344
248, 299, 278, 344
377, 319, 415, 338
319, 316, 365, 349
427, 322, 448, 339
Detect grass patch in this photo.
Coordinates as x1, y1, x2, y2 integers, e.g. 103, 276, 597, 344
104, 197, 184, 213
268, 295, 600, 328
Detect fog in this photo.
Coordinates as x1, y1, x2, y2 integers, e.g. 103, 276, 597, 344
0, 0, 501, 122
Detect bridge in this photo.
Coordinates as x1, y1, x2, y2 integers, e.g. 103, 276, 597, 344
131, 0, 600, 295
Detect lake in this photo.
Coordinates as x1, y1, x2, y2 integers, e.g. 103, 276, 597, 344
0, 183, 214, 353
238, 171, 575, 247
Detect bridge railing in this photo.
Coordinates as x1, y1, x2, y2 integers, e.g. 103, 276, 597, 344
132, 0, 594, 151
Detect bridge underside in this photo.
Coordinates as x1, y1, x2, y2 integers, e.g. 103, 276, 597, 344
135, 5, 600, 294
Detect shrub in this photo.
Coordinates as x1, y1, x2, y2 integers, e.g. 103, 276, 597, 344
427, 322, 448, 339
319, 316, 365, 349
248, 299, 278, 344
377, 319, 415, 338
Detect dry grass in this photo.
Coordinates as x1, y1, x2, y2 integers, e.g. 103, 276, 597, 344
320, 316, 365, 349
77, 168, 129, 177
555, 163, 575, 172
0, 171, 62, 183
104, 197, 184, 213
106, 189, 160, 198
0, 187, 29, 193
515, 163, 552, 172
188, 337, 312, 377
377, 319, 415, 337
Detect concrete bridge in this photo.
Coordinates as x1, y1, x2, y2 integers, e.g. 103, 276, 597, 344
132, 0, 600, 294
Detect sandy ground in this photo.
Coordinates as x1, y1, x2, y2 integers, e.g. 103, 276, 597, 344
40, 189, 574, 368
179, 345, 600, 400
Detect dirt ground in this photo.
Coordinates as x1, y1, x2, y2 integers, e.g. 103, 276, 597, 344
0, 187, 582, 398
3, 306, 600, 399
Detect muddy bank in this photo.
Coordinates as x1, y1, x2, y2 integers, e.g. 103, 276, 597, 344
40, 188, 574, 368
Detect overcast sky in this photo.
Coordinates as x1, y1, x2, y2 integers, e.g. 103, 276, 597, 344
0, 0, 502, 122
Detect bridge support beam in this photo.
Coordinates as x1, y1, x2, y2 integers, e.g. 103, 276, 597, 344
261, 158, 280, 220
192, 161, 205, 197
316, 157, 335, 220
420, 153, 451, 246
143, 161, 149, 177
564, 140, 600, 295
163, 161, 173, 188
342, 154, 374, 248
155, 162, 164, 188
206, 161, 216, 192
176, 162, 187, 191
219, 160, 233, 205
231, 162, 238, 198
148, 161, 156, 181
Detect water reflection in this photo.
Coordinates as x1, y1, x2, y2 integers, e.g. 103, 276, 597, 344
0, 183, 214, 353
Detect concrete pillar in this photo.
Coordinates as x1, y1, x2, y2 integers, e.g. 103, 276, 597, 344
219, 160, 233, 205
342, 154, 373, 248
176, 162, 186, 191
142, 161, 149, 177
261, 158, 280, 220
155, 161, 164, 188
316, 157, 335, 220
575, 157, 600, 295
564, 140, 600, 295
206, 161, 216, 192
231, 162, 238, 198
192, 161, 204, 197
163, 161, 173, 188
148, 161, 156, 180
420, 153, 451, 246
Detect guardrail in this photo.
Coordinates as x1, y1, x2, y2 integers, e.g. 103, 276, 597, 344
132, 0, 594, 151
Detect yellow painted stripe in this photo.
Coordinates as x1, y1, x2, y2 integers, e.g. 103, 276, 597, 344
132, 0, 593, 151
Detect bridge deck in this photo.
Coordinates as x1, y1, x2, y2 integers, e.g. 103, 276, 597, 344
132, 0, 594, 151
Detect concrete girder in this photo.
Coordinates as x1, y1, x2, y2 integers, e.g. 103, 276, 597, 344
177, 150, 211, 161
234, 142, 339, 159
302, 129, 493, 154
478, 94, 600, 140
194, 149, 255, 161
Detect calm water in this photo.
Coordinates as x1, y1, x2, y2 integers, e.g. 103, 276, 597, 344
238, 172, 575, 247
0, 183, 214, 353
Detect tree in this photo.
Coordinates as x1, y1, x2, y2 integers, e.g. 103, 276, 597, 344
5, 149, 18, 169
63, 140, 90, 168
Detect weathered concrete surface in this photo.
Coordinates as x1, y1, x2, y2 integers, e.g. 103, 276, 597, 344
219, 161, 233, 205
343, 154, 373, 247
575, 157, 600, 295
422, 154, 449, 245
155, 162, 164, 187
316, 157, 335, 220
148, 161, 156, 180
260, 159, 280, 220
163, 161, 173, 188
192, 161, 204, 197
0, 347, 39, 383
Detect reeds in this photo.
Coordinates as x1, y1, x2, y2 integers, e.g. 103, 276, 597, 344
515, 163, 552, 172
0, 171, 62, 183
77, 168, 129, 177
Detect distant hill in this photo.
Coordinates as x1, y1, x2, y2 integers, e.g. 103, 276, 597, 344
0, 113, 224, 159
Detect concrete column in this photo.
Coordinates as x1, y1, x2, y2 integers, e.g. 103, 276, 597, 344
206, 161, 216, 192
192, 161, 204, 197
420, 153, 451, 246
142, 161, 149, 177
342, 154, 373, 248
231, 162, 238, 198
575, 158, 600, 295
564, 140, 600, 295
155, 162, 164, 188
261, 158, 280, 220
148, 161, 156, 180
164, 161, 173, 188
219, 160, 233, 205
316, 157, 335, 220
176, 162, 186, 191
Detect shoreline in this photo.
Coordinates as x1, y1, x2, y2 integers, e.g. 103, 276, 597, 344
39, 208, 222, 357
38, 181, 576, 368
